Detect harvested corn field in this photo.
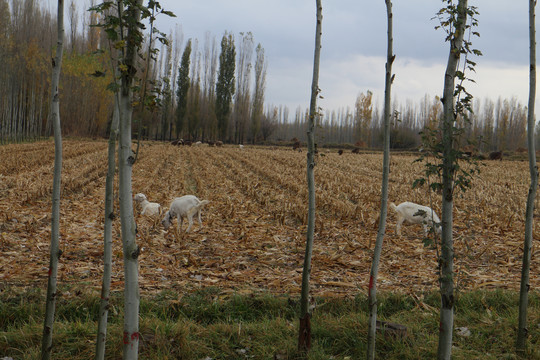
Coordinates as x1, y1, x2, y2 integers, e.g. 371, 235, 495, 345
0, 139, 538, 297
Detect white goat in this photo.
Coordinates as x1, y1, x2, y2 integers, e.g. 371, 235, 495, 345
134, 193, 161, 216
390, 201, 441, 237
162, 195, 210, 233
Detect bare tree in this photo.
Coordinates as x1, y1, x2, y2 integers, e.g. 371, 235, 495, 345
298, 0, 322, 353
233, 32, 254, 144
166, 25, 184, 141
251, 43, 267, 143
68, 0, 78, 53
41, 1, 64, 359
198, 31, 218, 141
354, 90, 373, 146
187, 39, 201, 140
366, 1, 394, 358
160, 35, 173, 140
517, 0, 538, 354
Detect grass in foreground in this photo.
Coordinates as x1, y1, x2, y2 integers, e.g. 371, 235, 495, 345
0, 286, 539, 359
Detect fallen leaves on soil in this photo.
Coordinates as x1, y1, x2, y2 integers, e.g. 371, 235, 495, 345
0, 140, 538, 298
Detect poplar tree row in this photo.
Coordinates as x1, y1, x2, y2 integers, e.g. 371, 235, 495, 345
1, 0, 538, 152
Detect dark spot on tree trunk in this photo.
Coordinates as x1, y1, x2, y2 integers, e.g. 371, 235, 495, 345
298, 313, 312, 352
131, 246, 140, 259
441, 293, 454, 308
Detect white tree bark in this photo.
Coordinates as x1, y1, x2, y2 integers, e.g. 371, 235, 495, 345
119, 90, 140, 359
298, 0, 322, 353
366, 1, 393, 358
517, 0, 538, 354
438, 1, 468, 359
41, 1, 64, 359
118, 1, 143, 358
95, 95, 119, 360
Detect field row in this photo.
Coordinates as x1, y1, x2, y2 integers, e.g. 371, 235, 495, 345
0, 140, 538, 297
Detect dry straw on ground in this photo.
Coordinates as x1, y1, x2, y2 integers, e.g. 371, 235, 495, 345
0, 140, 538, 298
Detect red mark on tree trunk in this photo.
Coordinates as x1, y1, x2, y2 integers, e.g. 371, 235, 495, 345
368, 275, 374, 291
123, 331, 140, 347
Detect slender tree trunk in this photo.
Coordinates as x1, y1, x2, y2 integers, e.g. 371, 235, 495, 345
119, 2, 143, 358
438, 1, 468, 359
95, 97, 119, 360
119, 91, 140, 359
517, 0, 538, 354
366, 1, 393, 359
41, 1, 64, 359
298, 0, 322, 353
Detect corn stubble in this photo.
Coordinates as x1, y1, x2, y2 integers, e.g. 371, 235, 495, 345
0, 140, 538, 297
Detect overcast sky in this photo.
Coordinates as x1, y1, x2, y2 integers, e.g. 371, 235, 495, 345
147, 2, 531, 113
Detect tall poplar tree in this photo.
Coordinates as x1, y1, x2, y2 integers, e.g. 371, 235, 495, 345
95, 91, 119, 360
414, 2, 480, 359
160, 40, 173, 141
96, 21, 123, 353
41, 1, 64, 359
354, 90, 373, 145
233, 32, 254, 144
517, 0, 538, 354
437, 1, 470, 358
366, 1, 394, 358
251, 43, 267, 144
298, 0, 322, 353
90, 2, 174, 358
215, 32, 236, 141
117, 1, 144, 357
175, 39, 192, 139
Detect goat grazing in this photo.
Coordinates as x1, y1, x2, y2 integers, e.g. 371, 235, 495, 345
134, 193, 161, 216
390, 201, 441, 237
162, 195, 210, 233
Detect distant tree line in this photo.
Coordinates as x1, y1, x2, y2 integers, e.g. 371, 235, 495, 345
0, 0, 113, 143
0, 0, 538, 152
282, 92, 540, 153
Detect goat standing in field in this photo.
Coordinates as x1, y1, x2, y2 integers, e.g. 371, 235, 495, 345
134, 193, 161, 216
162, 195, 210, 233
390, 201, 441, 237
134, 193, 162, 229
